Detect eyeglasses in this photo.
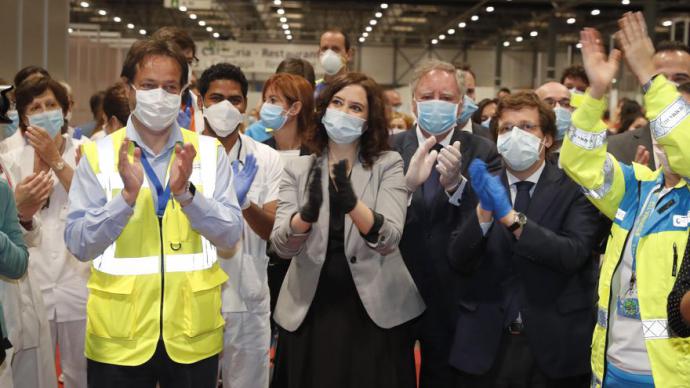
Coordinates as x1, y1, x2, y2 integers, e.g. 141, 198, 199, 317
498, 122, 540, 134
542, 98, 571, 110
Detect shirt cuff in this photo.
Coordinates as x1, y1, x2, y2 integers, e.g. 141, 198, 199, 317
179, 191, 208, 223
110, 193, 135, 227
479, 221, 493, 236
446, 176, 467, 206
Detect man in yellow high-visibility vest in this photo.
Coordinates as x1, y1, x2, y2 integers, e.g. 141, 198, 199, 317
64, 38, 243, 387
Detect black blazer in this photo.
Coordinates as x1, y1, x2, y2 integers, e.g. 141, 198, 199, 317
391, 128, 500, 326
471, 122, 493, 141
447, 161, 600, 378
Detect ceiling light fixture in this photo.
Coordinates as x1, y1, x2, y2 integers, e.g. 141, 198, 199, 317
206, 26, 213, 32
359, 37, 365, 43
80, 1, 89, 8
139, 29, 146, 35
198, 20, 206, 26
280, 16, 287, 23
127, 23, 134, 29
98, 9, 106, 16
189, 13, 197, 20
375, 12, 383, 18
591, 9, 600, 16
530, 30, 538, 37
567, 17, 576, 24
113, 16, 121, 22
380, 3, 388, 9
503, 41, 510, 47
471, 15, 479, 21
370, 19, 377, 25
431, 39, 438, 45
277, 8, 285, 15
213, 32, 220, 38
515, 36, 523, 42
662, 20, 673, 27
486, 6, 494, 12
366, 26, 373, 32
458, 22, 467, 28
178, 6, 187, 12
447, 28, 455, 35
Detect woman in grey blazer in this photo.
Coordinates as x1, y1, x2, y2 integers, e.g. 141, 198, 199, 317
270, 72, 425, 388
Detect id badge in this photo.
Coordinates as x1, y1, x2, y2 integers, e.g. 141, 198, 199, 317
616, 288, 640, 319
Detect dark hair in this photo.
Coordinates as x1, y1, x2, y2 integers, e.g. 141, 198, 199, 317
90, 91, 105, 117
15, 76, 69, 131
678, 82, 690, 95
151, 26, 197, 60
276, 58, 316, 86
198, 63, 248, 99
120, 39, 189, 87
619, 112, 646, 134
307, 72, 389, 168
103, 82, 131, 126
560, 65, 589, 86
491, 91, 556, 148
498, 87, 511, 94
321, 29, 351, 52
656, 40, 690, 55
262, 73, 314, 142
472, 98, 497, 124
617, 99, 644, 134
14, 66, 50, 87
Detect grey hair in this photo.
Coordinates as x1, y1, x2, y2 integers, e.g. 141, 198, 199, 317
410, 59, 465, 99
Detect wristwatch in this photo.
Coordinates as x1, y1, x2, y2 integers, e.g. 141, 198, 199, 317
507, 212, 527, 232
53, 159, 65, 171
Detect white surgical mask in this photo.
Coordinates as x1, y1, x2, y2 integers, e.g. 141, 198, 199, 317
203, 100, 244, 138
132, 87, 181, 132
497, 126, 544, 171
322, 108, 366, 144
320, 49, 344, 76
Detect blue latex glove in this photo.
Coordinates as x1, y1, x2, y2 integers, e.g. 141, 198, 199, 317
231, 154, 259, 208
485, 174, 512, 220
177, 105, 192, 129
468, 159, 494, 212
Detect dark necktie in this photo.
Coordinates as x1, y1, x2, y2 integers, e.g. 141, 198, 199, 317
513, 181, 534, 213
423, 144, 444, 206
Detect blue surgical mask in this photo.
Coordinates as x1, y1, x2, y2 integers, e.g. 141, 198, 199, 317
481, 117, 492, 129
554, 106, 572, 141
416, 100, 458, 135
1, 110, 19, 140
322, 108, 366, 144
457, 95, 478, 125
28, 109, 65, 138
259, 102, 288, 131
496, 126, 544, 171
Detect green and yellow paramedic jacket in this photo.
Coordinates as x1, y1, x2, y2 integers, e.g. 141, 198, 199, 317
560, 75, 690, 388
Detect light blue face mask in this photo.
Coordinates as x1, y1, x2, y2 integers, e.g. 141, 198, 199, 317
457, 95, 478, 125
1, 110, 19, 140
554, 106, 572, 141
259, 102, 288, 131
481, 117, 492, 129
28, 109, 64, 138
416, 100, 458, 135
322, 108, 366, 144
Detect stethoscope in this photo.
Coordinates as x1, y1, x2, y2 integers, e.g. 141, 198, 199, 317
233, 135, 244, 167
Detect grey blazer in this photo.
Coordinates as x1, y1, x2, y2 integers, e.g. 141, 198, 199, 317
270, 151, 426, 331
607, 124, 656, 169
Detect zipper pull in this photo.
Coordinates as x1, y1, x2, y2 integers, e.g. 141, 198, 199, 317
673, 242, 678, 277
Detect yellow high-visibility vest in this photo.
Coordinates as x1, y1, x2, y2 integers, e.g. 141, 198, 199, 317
81, 127, 228, 366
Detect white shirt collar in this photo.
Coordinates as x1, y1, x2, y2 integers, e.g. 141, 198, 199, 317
415, 125, 453, 148
506, 159, 546, 187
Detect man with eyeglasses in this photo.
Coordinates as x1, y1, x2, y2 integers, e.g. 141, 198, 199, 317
447, 91, 601, 387
152, 27, 204, 133
535, 81, 573, 159
64, 38, 243, 387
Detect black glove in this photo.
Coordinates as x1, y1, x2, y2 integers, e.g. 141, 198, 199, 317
332, 159, 358, 213
299, 159, 323, 223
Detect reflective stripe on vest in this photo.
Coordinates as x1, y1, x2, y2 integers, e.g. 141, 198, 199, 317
92, 134, 219, 275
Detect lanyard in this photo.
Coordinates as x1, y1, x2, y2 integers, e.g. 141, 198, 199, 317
629, 185, 665, 287
138, 149, 171, 218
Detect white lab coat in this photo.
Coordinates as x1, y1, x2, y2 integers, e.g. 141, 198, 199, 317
5, 135, 90, 324
221, 134, 283, 388
0, 153, 57, 388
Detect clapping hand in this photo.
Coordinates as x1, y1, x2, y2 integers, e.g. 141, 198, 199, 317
169, 143, 196, 196
437, 141, 462, 192
118, 138, 144, 207
331, 159, 358, 213
231, 154, 259, 208
405, 136, 438, 193
299, 158, 323, 223
15, 171, 53, 221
